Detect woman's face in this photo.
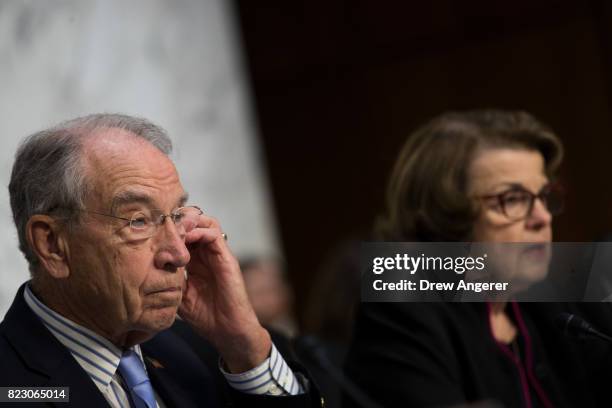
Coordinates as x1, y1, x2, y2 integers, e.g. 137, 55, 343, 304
468, 148, 553, 288
469, 148, 552, 243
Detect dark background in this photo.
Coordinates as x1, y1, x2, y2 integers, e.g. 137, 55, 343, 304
234, 0, 612, 327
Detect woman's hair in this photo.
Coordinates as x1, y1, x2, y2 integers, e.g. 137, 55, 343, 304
376, 109, 563, 242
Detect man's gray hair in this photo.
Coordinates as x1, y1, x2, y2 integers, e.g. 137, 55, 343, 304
8, 113, 173, 273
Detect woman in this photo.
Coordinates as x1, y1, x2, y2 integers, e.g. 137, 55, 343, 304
344, 110, 612, 407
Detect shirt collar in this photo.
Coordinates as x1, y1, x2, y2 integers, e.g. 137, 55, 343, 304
23, 283, 144, 388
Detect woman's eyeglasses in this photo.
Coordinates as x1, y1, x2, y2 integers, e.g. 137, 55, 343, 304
476, 185, 564, 221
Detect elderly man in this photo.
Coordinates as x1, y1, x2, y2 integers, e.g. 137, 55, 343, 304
0, 114, 320, 407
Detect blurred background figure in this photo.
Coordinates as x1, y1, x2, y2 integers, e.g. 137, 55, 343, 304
234, 1, 612, 332
344, 110, 612, 408
240, 256, 298, 338
303, 241, 362, 345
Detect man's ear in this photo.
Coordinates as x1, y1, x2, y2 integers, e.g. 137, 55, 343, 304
26, 215, 71, 279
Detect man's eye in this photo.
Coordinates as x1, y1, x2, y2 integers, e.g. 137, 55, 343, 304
130, 215, 149, 229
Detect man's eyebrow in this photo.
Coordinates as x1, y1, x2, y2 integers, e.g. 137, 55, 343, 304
110, 191, 154, 214
177, 192, 189, 208
110, 191, 190, 214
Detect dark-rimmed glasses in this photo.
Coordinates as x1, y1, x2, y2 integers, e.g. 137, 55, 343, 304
476, 184, 563, 221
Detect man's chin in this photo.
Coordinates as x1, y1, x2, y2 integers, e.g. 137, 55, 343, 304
138, 307, 179, 334
153, 307, 179, 327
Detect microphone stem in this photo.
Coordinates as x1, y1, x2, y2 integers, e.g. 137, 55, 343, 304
588, 327, 612, 343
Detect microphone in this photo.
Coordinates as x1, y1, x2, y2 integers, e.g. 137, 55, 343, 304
295, 335, 383, 408
555, 313, 612, 343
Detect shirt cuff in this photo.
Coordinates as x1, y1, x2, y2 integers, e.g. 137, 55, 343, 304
220, 342, 305, 395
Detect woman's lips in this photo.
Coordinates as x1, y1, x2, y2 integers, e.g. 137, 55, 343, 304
522, 243, 550, 260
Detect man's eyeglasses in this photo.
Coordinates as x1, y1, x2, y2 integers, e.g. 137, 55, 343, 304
476, 185, 564, 221
79, 205, 203, 240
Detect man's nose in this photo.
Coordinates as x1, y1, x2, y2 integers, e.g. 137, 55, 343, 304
153, 219, 191, 271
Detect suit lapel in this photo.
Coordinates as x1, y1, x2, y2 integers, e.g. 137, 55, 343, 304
142, 328, 220, 408
1, 284, 110, 408
145, 358, 201, 408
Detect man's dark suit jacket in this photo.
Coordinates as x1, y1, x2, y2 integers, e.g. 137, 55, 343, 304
0, 284, 321, 407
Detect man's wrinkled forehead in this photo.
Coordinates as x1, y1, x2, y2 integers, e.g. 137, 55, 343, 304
80, 127, 184, 205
